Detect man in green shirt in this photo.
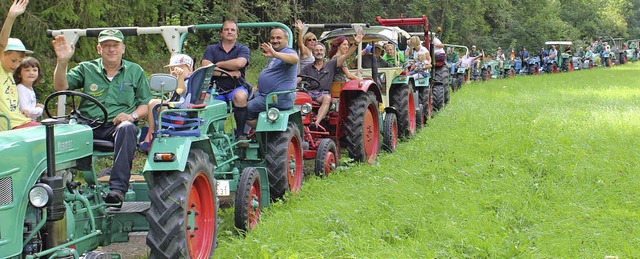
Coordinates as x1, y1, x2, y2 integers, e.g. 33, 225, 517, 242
52, 29, 152, 205
381, 43, 405, 67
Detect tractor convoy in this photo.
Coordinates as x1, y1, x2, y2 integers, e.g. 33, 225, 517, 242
1, 15, 636, 258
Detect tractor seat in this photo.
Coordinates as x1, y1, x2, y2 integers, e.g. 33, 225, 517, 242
93, 139, 114, 152
154, 65, 215, 138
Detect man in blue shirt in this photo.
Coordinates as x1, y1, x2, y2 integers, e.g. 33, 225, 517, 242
246, 28, 299, 128
201, 20, 250, 138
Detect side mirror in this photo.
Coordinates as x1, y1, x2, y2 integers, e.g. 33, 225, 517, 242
397, 35, 407, 51
149, 73, 178, 93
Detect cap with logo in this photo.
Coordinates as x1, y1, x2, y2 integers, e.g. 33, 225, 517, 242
98, 29, 124, 43
5, 38, 33, 54
165, 54, 193, 68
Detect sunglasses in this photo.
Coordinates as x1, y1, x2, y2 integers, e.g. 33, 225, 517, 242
306, 38, 317, 42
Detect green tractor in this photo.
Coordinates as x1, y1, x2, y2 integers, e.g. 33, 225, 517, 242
443, 44, 469, 91
376, 15, 441, 120
625, 39, 639, 62
0, 23, 303, 258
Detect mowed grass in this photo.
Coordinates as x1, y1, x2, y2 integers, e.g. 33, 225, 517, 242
214, 63, 640, 258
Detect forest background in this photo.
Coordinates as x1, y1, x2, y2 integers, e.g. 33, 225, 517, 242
2, 0, 639, 97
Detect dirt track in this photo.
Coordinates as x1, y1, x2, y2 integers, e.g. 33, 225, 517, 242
99, 232, 149, 258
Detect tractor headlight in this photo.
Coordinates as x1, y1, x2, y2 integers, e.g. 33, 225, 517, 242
301, 103, 312, 115
267, 108, 280, 121
29, 183, 52, 208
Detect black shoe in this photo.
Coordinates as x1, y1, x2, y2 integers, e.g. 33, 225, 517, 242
104, 189, 124, 207
236, 135, 249, 148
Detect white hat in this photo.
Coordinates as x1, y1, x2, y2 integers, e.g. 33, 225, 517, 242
5, 38, 33, 54
165, 54, 193, 68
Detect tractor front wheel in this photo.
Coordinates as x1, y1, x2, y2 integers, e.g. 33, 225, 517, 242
266, 122, 303, 200
382, 112, 398, 152
147, 149, 217, 259
234, 167, 262, 231
391, 83, 415, 139
314, 139, 337, 177
418, 87, 432, 122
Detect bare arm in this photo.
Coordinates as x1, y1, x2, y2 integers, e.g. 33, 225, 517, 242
52, 35, 74, 91
261, 43, 299, 64
295, 20, 312, 59
213, 57, 247, 71
0, 0, 28, 55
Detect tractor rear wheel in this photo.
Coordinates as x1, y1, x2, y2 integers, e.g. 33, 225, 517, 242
234, 167, 262, 231
266, 122, 303, 200
147, 149, 217, 259
382, 112, 398, 152
391, 83, 415, 139
314, 139, 337, 177
345, 91, 380, 164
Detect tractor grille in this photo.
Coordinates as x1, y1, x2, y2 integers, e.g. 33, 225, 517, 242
0, 177, 12, 205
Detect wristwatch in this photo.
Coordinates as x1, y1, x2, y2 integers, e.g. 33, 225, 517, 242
131, 112, 139, 121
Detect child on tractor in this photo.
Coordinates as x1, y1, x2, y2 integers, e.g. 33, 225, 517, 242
139, 54, 193, 152
14, 57, 44, 121
0, 0, 39, 130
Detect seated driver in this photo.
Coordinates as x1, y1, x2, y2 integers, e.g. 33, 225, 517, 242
298, 33, 363, 127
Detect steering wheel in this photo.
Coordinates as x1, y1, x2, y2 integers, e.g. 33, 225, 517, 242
212, 67, 242, 92
44, 90, 108, 129
297, 74, 322, 91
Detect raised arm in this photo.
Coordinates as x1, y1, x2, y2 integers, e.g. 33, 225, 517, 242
0, 0, 28, 55
295, 20, 312, 59
261, 43, 299, 64
52, 35, 74, 91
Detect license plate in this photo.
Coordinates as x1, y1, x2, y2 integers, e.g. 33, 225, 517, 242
216, 180, 230, 196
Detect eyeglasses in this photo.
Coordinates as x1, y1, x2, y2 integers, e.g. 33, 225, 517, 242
306, 38, 317, 42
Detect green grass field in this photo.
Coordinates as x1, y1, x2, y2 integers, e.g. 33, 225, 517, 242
214, 63, 640, 257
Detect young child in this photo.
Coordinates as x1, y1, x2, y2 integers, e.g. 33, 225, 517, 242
138, 54, 193, 151
410, 52, 431, 79
14, 57, 43, 121
0, 0, 37, 131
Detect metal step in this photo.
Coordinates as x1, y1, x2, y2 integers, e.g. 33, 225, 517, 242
107, 201, 150, 213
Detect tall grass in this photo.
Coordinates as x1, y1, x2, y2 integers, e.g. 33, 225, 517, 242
214, 63, 640, 258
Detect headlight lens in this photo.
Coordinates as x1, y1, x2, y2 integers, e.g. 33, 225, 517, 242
301, 103, 312, 114
29, 183, 52, 208
267, 108, 280, 121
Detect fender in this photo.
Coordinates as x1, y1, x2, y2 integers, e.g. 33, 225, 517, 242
339, 79, 382, 103
255, 109, 302, 133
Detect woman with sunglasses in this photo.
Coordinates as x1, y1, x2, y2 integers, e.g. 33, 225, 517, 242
295, 20, 317, 71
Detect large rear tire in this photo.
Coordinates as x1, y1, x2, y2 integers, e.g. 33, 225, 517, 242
266, 122, 303, 200
234, 167, 262, 231
147, 149, 217, 259
391, 83, 415, 139
382, 112, 398, 152
314, 139, 337, 177
345, 91, 380, 164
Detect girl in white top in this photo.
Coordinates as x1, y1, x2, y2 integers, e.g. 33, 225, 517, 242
14, 57, 43, 120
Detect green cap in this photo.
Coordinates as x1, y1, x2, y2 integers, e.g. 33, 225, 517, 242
98, 29, 124, 43
5, 38, 33, 54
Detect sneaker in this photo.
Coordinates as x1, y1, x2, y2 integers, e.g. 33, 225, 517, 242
104, 189, 124, 207
236, 135, 249, 148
